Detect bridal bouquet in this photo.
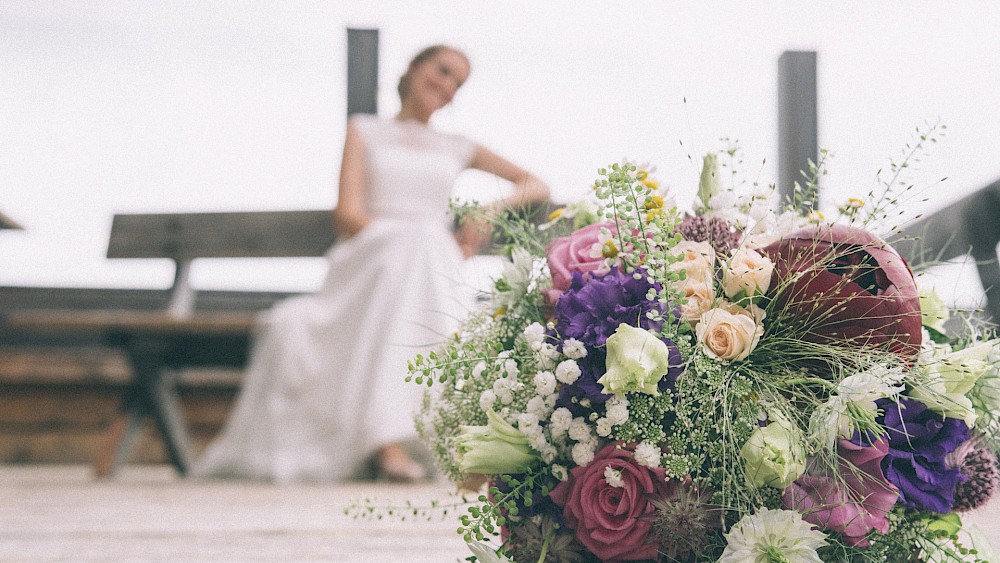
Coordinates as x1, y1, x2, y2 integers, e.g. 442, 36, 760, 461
408, 133, 999, 562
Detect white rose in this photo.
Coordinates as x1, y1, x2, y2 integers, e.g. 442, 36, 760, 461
722, 247, 774, 299
634, 441, 661, 468
595, 417, 613, 437
533, 370, 556, 395
568, 417, 593, 442
548, 408, 573, 440
571, 442, 596, 466
555, 359, 582, 384
696, 306, 764, 361
561, 338, 588, 360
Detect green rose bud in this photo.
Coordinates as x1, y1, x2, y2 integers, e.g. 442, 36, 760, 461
599, 324, 673, 396
910, 342, 992, 427
455, 408, 539, 475
741, 409, 806, 489
698, 153, 722, 209
919, 287, 949, 334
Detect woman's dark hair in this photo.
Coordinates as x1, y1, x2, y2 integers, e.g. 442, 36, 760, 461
397, 44, 469, 100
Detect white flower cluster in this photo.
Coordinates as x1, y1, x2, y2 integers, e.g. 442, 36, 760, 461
594, 395, 630, 438
810, 365, 906, 447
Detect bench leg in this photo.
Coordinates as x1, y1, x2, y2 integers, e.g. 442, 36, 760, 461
146, 367, 194, 476
93, 391, 145, 479
95, 338, 194, 477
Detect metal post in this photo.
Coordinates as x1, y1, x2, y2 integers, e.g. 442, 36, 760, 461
778, 51, 818, 213
347, 29, 379, 116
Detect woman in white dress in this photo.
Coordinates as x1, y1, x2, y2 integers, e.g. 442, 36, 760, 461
192, 45, 550, 483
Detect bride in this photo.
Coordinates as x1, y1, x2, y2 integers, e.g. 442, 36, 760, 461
192, 44, 550, 483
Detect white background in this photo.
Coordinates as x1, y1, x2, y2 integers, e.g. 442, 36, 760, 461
2, 1, 998, 305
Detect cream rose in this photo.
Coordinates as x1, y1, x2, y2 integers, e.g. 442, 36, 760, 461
677, 278, 716, 323
721, 247, 774, 300
696, 306, 764, 361
669, 240, 716, 286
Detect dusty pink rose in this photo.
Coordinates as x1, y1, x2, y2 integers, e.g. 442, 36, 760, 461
545, 222, 616, 303
763, 224, 921, 361
783, 437, 899, 547
549, 442, 667, 561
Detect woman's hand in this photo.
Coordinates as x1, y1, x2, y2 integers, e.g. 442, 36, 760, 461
455, 213, 494, 258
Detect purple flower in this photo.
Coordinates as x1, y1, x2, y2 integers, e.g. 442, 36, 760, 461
877, 397, 971, 513
553, 268, 681, 404
555, 268, 665, 348
783, 437, 899, 547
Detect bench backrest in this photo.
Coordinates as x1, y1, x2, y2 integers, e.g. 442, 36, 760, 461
892, 178, 1000, 322
107, 210, 337, 318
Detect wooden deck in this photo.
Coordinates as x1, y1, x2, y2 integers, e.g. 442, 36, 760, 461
2, 464, 998, 562
0, 465, 470, 562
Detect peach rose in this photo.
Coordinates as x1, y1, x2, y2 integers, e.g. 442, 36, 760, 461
669, 240, 716, 286
696, 306, 764, 361
721, 247, 773, 300
677, 278, 716, 323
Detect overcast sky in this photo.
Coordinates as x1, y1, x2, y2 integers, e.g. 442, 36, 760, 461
2, 1, 997, 304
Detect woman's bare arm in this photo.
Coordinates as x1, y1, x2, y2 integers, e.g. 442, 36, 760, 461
332, 120, 371, 239
455, 146, 551, 258
469, 145, 550, 209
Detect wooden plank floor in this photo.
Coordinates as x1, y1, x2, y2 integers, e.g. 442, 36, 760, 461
1, 464, 998, 562
0, 465, 470, 562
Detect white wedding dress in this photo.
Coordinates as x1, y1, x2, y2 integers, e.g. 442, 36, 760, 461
192, 115, 477, 482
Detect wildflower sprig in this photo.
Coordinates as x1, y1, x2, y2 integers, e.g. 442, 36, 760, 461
457, 467, 554, 544
592, 162, 687, 335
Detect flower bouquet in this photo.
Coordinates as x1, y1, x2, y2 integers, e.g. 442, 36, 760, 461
407, 131, 999, 562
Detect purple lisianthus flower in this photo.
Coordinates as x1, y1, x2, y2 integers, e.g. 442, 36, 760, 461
553, 268, 682, 404
555, 268, 666, 348
877, 397, 971, 513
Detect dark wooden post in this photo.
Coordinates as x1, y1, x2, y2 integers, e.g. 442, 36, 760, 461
347, 29, 378, 116
778, 51, 818, 212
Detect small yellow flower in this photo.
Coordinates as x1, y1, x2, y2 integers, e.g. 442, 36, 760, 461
644, 210, 662, 222
636, 170, 649, 181
643, 194, 665, 210
547, 207, 564, 222
601, 240, 619, 259
838, 197, 865, 217
641, 178, 660, 190
806, 209, 825, 223
492, 306, 507, 319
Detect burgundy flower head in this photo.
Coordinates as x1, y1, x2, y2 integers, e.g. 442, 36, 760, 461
763, 224, 921, 361
550, 442, 668, 562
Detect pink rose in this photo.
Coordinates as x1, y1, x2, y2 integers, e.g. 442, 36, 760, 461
545, 222, 616, 303
783, 437, 899, 547
549, 442, 666, 561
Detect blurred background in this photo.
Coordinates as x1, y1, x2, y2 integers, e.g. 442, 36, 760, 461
2, 1, 998, 303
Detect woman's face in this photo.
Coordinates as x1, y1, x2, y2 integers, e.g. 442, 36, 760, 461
405, 49, 470, 115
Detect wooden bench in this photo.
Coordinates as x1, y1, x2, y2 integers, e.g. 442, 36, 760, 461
6, 210, 337, 477
892, 178, 1000, 323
